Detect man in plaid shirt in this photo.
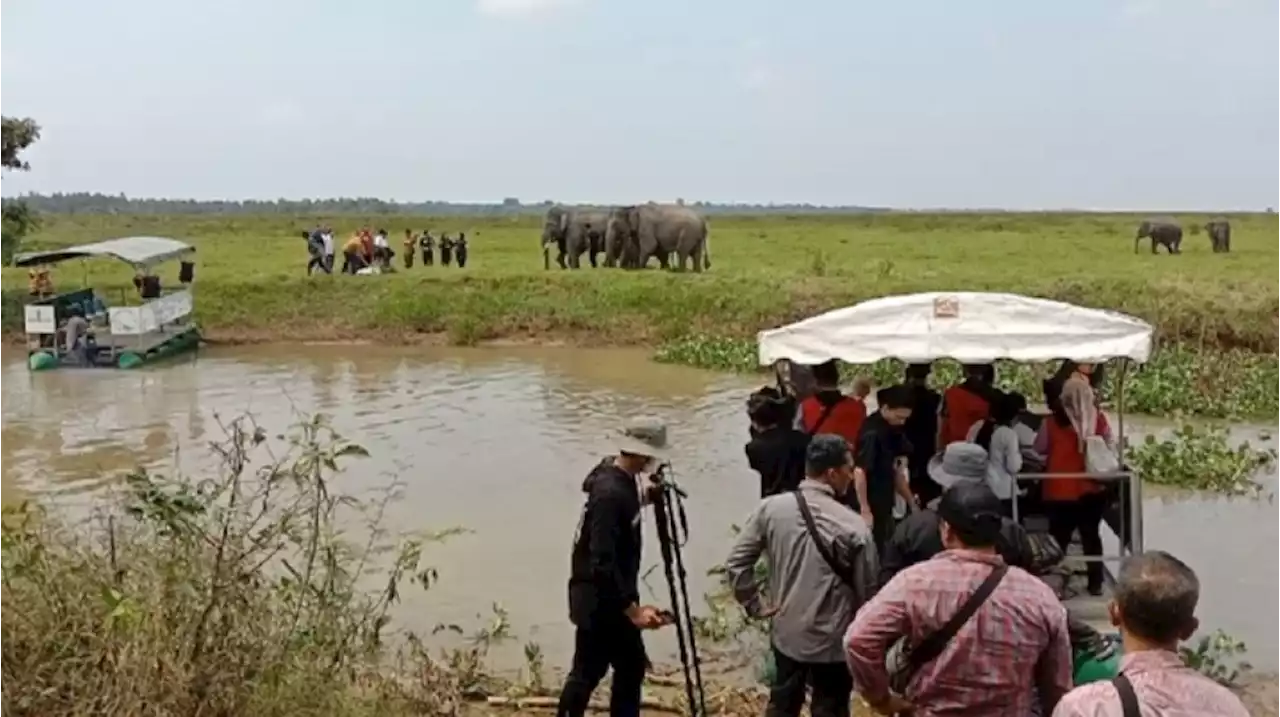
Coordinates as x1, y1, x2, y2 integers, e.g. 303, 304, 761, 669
844, 481, 1073, 715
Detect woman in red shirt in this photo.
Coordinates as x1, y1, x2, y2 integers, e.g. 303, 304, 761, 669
937, 363, 994, 448
1034, 370, 1112, 595
798, 361, 867, 453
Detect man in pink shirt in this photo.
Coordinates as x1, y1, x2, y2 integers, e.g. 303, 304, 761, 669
1052, 551, 1249, 717
844, 481, 1073, 716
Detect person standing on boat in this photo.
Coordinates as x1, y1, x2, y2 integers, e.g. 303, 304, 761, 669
845, 480, 1073, 717
937, 363, 994, 449
419, 230, 434, 266
63, 305, 92, 365
901, 363, 943, 505
966, 391, 1023, 516
1035, 375, 1113, 597
726, 434, 878, 717
1052, 551, 1249, 717
556, 421, 673, 717
798, 361, 867, 470
853, 385, 917, 554
745, 386, 809, 497
401, 229, 417, 268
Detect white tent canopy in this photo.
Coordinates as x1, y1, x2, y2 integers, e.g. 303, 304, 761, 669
757, 292, 1154, 366
15, 236, 195, 268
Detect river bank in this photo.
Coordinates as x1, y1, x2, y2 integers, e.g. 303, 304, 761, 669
3, 345, 1274, 715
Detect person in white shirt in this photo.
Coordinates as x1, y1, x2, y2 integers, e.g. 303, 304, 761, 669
320, 229, 335, 273
966, 391, 1022, 515
372, 229, 390, 268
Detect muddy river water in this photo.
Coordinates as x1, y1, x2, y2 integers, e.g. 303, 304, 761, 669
2, 346, 1276, 671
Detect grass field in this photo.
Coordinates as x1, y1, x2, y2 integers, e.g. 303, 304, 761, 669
4, 212, 1277, 352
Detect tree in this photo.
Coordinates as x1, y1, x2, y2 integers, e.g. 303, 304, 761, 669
1, 116, 41, 264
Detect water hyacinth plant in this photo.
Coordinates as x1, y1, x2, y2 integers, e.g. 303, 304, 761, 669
1126, 423, 1277, 495
654, 336, 1278, 420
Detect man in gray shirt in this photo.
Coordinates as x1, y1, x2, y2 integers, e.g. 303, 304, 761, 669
726, 434, 879, 717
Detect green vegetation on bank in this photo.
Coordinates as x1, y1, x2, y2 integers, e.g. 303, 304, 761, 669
656, 337, 1279, 419
2, 212, 1275, 417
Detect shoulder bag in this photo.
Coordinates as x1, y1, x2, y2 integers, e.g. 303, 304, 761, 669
794, 490, 858, 587
888, 564, 1010, 694
806, 399, 843, 437
1111, 673, 1140, 717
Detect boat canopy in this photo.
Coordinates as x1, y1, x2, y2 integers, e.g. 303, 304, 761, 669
757, 292, 1154, 366
15, 236, 195, 269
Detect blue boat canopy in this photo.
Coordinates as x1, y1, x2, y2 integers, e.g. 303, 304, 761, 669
15, 236, 195, 268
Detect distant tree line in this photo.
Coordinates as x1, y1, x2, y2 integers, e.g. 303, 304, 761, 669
11, 192, 887, 216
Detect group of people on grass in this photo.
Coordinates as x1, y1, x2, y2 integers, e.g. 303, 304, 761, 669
553, 359, 1248, 717
302, 226, 469, 275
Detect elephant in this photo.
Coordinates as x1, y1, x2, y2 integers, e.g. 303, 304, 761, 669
540, 206, 610, 269
1134, 219, 1182, 255
604, 203, 711, 272
1204, 218, 1231, 253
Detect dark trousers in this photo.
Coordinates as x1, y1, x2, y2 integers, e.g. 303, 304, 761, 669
306, 254, 325, 274
767, 645, 853, 717
556, 619, 647, 717
1047, 493, 1107, 592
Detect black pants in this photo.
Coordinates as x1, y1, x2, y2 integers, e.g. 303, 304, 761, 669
556, 619, 646, 717
1047, 493, 1107, 592
767, 645, 853, 717
306, 254, 325, 274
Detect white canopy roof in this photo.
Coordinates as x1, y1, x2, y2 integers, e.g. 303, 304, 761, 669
15, 236, 195, 268
757, 292, 1154, 365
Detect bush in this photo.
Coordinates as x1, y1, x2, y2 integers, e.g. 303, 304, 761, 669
1, 414, 460, 717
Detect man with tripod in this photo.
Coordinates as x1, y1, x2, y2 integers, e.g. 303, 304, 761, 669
557, 421, 674, 717
725, 434, 879, 717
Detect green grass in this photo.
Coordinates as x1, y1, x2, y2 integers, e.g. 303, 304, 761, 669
2, 212, 1276, 416
3, 212, 1276, 349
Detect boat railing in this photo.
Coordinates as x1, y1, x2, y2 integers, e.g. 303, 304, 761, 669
1013, 469, 1144, 566
107, 288, 194, 342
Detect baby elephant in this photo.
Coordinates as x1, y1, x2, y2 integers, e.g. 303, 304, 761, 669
1134, 219, 1182, 255
1204, 219, 1231, 253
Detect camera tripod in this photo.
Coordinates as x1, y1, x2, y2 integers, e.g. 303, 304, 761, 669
650, 465, 708, 717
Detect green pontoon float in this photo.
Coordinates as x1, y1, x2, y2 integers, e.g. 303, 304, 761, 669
16, 236, 200, 371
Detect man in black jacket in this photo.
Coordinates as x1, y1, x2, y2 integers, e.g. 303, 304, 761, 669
557, 421, 672, 717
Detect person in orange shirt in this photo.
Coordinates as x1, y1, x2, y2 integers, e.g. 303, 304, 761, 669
798, 360, 867, 455
1034, 372, 1112, 595
937, 364, 994, 448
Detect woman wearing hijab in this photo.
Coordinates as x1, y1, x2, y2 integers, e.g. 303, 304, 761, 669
1033, 368, 1113, 595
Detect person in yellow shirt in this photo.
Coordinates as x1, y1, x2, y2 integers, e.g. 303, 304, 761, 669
27, 267, 54, 298
341, 234, 365, 274
403, 229, 416, 269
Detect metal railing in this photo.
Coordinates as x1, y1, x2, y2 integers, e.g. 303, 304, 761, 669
1012, 470, 1144, 569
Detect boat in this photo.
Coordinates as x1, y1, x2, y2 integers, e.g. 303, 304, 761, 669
16, 236, 201, 371
756, 291, 1153, 676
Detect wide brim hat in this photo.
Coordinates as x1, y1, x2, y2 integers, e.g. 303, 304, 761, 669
609, 419, 672, 461
927, 441, 990, 489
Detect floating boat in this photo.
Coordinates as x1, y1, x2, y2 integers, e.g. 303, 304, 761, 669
16, 236, 200, 371
757, 291, 1153, 682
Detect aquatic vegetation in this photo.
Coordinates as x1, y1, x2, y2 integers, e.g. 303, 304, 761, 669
0, 414, 482, 717
1181, 630, 1253, 688
655, 336, 1278, 420
1127, 423, 1277, 495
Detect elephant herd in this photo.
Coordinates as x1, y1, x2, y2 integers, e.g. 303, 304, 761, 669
541, 203, 711, 272
1134, 218, 1232, 255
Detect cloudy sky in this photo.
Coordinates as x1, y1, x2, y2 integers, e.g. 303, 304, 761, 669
2, 0, 1276, 209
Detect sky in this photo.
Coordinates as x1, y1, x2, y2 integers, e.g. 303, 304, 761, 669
1, 0, 1276, 209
